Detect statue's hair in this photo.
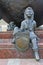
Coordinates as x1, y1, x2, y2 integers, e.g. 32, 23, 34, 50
26, 7, 33, 10
24, 7, 34, 14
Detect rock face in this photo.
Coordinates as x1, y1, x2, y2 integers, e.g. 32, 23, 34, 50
0, 0, 43, 27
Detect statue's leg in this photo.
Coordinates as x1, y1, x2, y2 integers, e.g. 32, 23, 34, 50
31, 38, 40, 61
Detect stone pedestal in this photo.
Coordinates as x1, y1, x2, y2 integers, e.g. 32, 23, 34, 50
0, 30, 43, 59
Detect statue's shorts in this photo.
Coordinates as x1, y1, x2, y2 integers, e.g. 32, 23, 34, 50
29, 31, 38, 51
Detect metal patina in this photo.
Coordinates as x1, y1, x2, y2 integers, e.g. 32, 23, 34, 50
15, 30, 30, 52
13, 7, 40, 61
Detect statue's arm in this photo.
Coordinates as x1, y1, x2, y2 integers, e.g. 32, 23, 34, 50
33, 20, 37, 31
20, 21, 25, 31
33, 21, 40, 40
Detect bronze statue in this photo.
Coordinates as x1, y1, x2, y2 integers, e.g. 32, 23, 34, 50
13, 7, 40, 61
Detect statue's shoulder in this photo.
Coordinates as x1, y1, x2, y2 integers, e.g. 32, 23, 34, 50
21, 20, 26, 24
33, 20, 36, 25
21, 20, 26, 23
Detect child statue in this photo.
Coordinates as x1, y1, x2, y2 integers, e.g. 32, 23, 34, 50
20, 7, 40, 61
13, 7, 40, 61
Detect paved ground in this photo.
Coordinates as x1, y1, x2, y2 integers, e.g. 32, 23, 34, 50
0, 59, 43, 65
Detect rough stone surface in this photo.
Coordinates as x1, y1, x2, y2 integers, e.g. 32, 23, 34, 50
0, 30, 43, 58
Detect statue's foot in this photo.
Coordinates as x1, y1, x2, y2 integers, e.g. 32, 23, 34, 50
34, 51, 40, 61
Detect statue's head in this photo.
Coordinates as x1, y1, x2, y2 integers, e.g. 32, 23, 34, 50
24, 7, 34, 20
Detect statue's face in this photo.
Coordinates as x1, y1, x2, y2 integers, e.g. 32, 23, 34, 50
24, 7, 34, 20
26, 10, 33, 19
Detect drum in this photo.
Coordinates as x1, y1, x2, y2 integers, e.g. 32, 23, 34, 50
15, 30, 30, 52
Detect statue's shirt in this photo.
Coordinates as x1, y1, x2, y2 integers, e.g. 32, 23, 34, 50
20, 19, 36, 31
20, 19, 37, 39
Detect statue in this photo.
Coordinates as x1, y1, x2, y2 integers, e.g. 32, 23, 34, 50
13, 7, 40, 61
7, 21, 16, 31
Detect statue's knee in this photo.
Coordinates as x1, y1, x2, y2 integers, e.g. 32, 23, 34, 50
33, 48, 38, 52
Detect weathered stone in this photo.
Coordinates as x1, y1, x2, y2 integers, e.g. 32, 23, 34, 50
0, 30, 42, 59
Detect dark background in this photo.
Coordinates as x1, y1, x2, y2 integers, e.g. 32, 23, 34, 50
0, 0, 43, 27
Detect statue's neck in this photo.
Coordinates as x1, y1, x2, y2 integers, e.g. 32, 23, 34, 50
26, 18, 33, 22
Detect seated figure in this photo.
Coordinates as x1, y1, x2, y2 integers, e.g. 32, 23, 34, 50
13, 7, 40, 61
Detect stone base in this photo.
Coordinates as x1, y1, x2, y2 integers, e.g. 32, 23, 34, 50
0, 30, 43, 59
0, 39, 42, 59
0, 31, 13, 39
